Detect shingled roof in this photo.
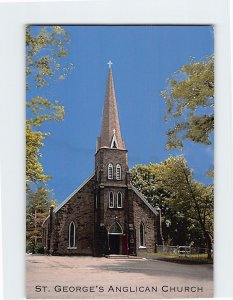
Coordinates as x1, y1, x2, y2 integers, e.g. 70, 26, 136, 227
97, 66, 125, 151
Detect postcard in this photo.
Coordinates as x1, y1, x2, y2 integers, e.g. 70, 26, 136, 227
0, 1, 232, 300
26, 24, 214, 299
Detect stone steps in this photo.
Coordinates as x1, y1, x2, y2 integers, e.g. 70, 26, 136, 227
105, 254, 144, 259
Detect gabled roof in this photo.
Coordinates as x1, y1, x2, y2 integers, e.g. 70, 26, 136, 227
131, 185, 159, 216
54, 174, 95, 213
42, 174, 95, 226
42, 175, 158, 228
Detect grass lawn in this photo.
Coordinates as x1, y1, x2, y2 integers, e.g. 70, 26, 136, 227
148, 252, 213, 264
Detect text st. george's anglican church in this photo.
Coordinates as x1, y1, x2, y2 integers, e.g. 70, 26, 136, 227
42, 63, 158, 256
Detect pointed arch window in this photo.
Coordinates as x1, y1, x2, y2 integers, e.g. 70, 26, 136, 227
109, 222, 123, 234
117, 192, 123, 208
69, 221, 76, 248
139, 222, 146, 247
109, 191, 114, 208
108, 163, 113, 179
116, 164, 121, 180
110, 129, 119, 149
112, 141, 117, 148
95, 194, 98, 209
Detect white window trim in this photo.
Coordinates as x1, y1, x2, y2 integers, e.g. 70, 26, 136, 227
110, 131, 119, 149
117, 192, 123, 208
139, 222, 146, 247
68, 221, 76, 248
109, 191, 114, 208
108, 163, 113, 179
116, 164, 121, 180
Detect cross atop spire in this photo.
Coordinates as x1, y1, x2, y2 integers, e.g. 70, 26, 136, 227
107, 60, 113, 69
96, 66, 125, 151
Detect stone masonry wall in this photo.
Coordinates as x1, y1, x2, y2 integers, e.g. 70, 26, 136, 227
102, 186, 126, 232
95, 148, 129, 184
131, 189, 158, 255
51, 176, 95, 255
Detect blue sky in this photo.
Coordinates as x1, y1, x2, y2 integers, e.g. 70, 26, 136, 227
27, 25, 214, 204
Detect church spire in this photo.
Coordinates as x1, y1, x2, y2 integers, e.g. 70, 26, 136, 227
96, 62, 125, 151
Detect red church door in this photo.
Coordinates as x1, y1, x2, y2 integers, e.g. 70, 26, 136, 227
122, 234, 128, 255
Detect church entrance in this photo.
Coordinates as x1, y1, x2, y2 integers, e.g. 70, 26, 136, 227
108, 222, 127, 255
108, 234, 129, 255
109, 234, 121, 254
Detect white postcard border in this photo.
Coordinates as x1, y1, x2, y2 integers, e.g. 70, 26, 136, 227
0, 0, 232, 299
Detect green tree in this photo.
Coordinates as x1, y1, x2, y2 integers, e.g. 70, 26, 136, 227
26, 25, 71, 90
26, 187, 56, 253
26, 97, 64, 188
26, 26, 73, 250
26, 123, 50, 188
26, 25, 72, 189
130, 156, 214, 257
130, 163, 197, 246
158, 156, 213, 258
161, 55, 214, 149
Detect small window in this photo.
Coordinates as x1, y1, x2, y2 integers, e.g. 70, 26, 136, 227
69, 222, 76, 248
117, 192, 122, 208
116, 164, 121, 180
108, 163, 113, 179
95, 194, 98, 209
109, 192, 114, 208
110, 129, 119, 149
139, 222, 145, 247
112, 141, 117, 148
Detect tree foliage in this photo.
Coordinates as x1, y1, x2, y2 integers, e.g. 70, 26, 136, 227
161, 56, 214, 149
130, 156, 213, 255
26, 26, 72, 188
26, 26, 73, 250
26, 187, 56, 253
26, 122, 49, 186
26, 25, 71, 89
130, 163, 189, 246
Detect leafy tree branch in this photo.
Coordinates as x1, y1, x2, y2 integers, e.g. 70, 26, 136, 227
161, 55, 214, 149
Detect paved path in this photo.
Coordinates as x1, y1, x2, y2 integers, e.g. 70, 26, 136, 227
26, 255, 213, 299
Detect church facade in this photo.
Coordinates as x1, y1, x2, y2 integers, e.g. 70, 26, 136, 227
42, 66, 158, 256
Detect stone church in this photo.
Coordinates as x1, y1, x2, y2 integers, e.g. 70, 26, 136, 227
42, 64, 158, 256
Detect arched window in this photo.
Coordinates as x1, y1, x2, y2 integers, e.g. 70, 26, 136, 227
117, 192, 122, 208
109, 191, 114, 208
108, 163, 113, 179
110, 129, 119, 149
69, 221, 76, 248
109, 222, 123, 234
116, 164, 121, 180
95, 194, 98, 209
139, 222, 145, 247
